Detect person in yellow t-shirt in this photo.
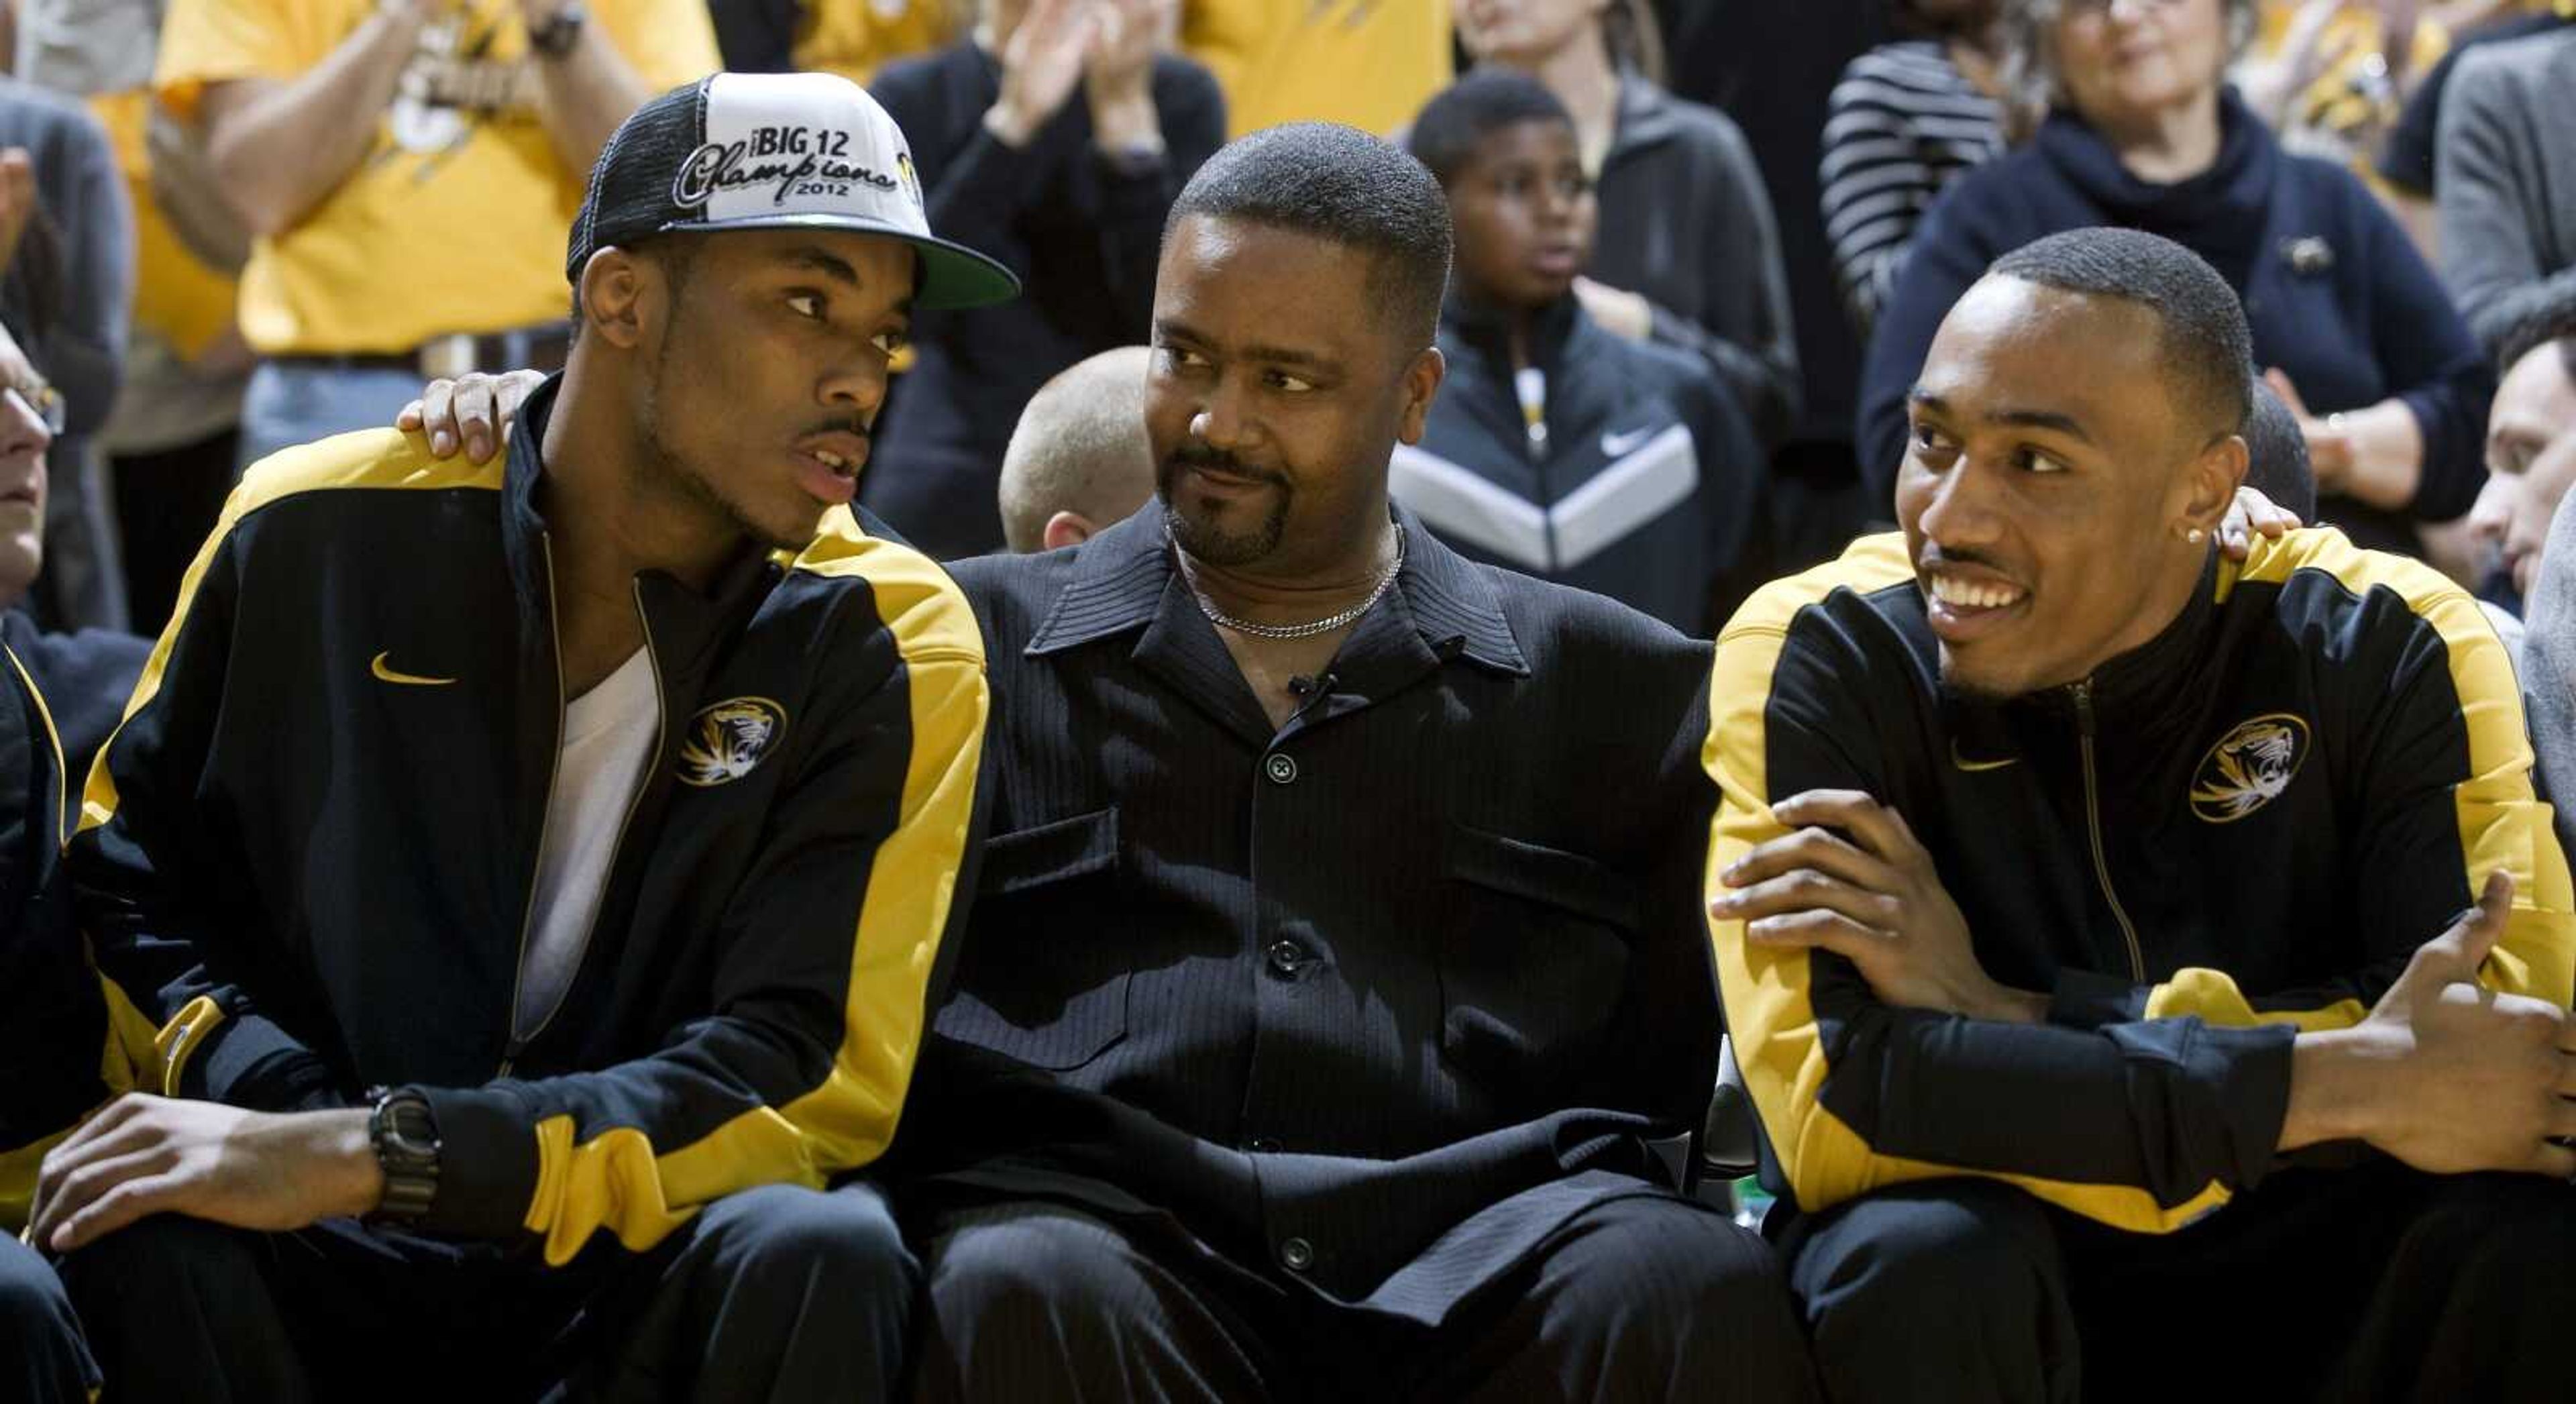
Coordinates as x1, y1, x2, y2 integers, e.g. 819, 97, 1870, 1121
704, 0, 962, 83
1181, 0, 1452, 138
796, 0, 959, 80
155, 0, 718, 469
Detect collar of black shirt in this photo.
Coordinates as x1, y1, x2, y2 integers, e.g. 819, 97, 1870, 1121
1025, 502, 1531, 681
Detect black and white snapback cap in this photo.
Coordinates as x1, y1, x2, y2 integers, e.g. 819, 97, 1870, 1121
568, 72, 1022, 311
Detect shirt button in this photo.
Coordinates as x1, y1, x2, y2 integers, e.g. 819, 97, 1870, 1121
1265, 752, 1297, 785
1265, 939, 1306, 977
1279, 1236, 1315, 1272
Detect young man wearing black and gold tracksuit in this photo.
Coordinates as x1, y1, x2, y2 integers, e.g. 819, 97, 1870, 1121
32, 74, 1016, 1401
1709, 229, 2576, 1401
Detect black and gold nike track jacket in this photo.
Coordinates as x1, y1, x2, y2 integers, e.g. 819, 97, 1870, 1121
69, 377, 989, 1262
1705, 529, 2576, 1233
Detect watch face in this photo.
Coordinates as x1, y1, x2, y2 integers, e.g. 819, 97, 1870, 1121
375, 1091, 441, 1159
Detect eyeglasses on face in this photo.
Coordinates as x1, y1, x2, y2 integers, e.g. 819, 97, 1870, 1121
6, 376, 64, 436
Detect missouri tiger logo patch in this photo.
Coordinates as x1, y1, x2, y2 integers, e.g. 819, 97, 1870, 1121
678, 697, 788, 788
2189, 714, 2310, 824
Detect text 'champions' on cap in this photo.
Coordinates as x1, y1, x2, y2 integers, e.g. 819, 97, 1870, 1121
568, 72, 1022, 311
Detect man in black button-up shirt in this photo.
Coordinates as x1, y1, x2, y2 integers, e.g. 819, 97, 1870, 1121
896, 122, 1814, 1402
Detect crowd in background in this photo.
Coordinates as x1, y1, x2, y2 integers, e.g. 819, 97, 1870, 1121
1, 3, 2575, 1398
0, 0, 2566, 670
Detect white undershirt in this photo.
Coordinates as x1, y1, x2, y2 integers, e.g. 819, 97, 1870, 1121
513, 648, 660, 1035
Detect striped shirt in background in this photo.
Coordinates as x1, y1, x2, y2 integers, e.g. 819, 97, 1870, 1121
1819, 39, 2005, 332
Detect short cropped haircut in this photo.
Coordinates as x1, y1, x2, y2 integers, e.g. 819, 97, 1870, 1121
1164, 122, 1453, 350
998, 346, 1156, 553
2493, 282, 2576, 387
1988, 227, 2255, 439
1407, 71, 1574, 188
2241, 376, 2316, 520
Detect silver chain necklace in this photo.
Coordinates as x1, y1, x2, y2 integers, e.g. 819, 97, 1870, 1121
1175, 529, 1406, 641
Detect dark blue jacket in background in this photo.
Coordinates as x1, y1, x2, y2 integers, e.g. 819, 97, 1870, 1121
1857, 90, 2492, 556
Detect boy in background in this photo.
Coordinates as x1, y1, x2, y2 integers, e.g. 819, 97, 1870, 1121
1401, 71, 1772, 633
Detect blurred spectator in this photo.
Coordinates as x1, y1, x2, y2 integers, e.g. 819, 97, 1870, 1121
1399, 71, 1770, 633
998, 343, 1153, 552
2465, 290, 2576, 600
1657, 0, 1893, 567
154, 0, 719, 469
0, 327, 123, 1404
1183, 0, 1451, 139
2435, 25, 2576, 357
1861, 0, 2492, 566
2377, 0, 2569, 200
0, 318, 147, 774
2237, 1, 2441, 162
706, 0, 960, 80
16, 0, 252, 637
1458, 0, 1802, 449
0, 80, 131, 636
2244, 372, 2320, 517
2513, 346, 2576, 859
2234, 1, 2457, 260
1821, 1, 2010, 333
863, 0, 1221, 559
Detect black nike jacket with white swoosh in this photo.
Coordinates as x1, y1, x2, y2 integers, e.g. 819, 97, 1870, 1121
1705, 529, 2574, 1232
1394, 292, 1772, 635
70, 377, 990, 1261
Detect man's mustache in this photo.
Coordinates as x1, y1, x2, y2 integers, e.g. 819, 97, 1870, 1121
1164, 443, 1284, 485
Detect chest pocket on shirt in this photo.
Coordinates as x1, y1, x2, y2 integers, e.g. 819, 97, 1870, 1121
1438, 824, 1638, 1099
935, 808, 1130, 1072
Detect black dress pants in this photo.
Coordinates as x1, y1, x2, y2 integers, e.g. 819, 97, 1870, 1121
1780, 1164, 2576, 1404
1, 1234, 95, 1403
910, 1191, 1820, 1403
54, 1179, 916, 1403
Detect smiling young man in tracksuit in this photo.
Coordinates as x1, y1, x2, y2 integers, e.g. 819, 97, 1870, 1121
34, 73, 1014, 1401
1709, 229, 2576, 1402
1397, 72, 1772, 636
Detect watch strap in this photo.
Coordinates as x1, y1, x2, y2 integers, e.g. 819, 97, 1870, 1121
366, 1084, 443, 1226
529, 2, 586, 59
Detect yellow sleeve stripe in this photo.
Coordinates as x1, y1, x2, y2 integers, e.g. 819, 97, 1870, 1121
1714, 530, 1915, 644
525, 510, 987, 1264
777, 511, 987, 1164
522, 1116, 706, 1261
2144, 972, 2365, 1031
1708, 533, 2231, 1233
78, 431, 506, 839
98, 975, 157, 1095
2236, 531, 2576, 1007
151, 995, 226, 1097
4, 642, 66, 846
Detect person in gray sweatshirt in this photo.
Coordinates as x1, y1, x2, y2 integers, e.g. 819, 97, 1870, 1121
2436, 28, 2576, 362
